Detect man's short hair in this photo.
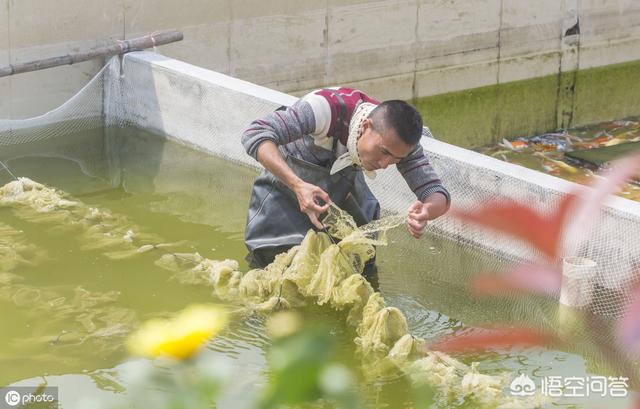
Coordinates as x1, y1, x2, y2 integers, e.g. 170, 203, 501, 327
369, 100, 423, 146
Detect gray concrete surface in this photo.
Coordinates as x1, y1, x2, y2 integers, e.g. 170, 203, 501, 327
1, 0, 639, 126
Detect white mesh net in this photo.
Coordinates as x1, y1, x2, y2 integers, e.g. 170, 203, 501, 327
0, 64, 105, 147
1, 51, 639, 398
411, 144, 640, 317
103, 52, 640, 320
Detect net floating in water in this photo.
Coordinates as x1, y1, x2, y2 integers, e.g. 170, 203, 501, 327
0, 173, 549, 406
160, 205, 540, 407
0, 177, 187, 260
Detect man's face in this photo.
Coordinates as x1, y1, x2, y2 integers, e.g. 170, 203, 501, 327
357, 118, 413, 171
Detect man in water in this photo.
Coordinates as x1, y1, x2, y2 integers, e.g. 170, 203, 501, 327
241, 87, 450, 268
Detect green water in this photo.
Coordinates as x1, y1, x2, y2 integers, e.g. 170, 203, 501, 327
415, 59, 640, 147
0, 127, 633, 408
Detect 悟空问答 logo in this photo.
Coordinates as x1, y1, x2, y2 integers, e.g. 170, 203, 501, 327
510, 373, 536, 396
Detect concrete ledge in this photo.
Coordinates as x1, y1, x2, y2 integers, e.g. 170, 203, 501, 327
106, 51, 294, 168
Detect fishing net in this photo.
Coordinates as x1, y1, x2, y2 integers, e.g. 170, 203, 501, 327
0, 224, 136, 361
0, 178, 156, 356
2, 51, 636, 319
0, 177, 187, 258
0, 178, 539, 406
1, 51, 640, 402
0, 222, 45, 271
196, 206, 542, 407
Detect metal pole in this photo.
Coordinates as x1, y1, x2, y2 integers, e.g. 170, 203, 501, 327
0, 30, 183, 78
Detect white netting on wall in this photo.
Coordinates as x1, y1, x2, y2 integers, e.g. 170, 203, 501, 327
1, 52, 639, 355
371, 139, 640, 318
0, 63, 107, 146
0, 62, 112, 185
103, 53, 284, 169
105, 52, 640, 321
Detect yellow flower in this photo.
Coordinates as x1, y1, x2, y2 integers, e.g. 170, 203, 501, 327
127, 304, 228, 360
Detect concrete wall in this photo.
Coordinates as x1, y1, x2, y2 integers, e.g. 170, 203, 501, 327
1, 0, 640, 124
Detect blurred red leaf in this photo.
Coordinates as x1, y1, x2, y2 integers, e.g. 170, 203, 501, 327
452, 152, 640, 261
429, 326, 556, 354
451, 194, 577, 260
471, 264, 562, 297
563, 152, 640, 251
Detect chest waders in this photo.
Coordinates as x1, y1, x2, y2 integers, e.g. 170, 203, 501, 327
244, 98, 380, 268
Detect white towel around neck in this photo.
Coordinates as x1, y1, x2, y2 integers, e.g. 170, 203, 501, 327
329, 102, 377, 179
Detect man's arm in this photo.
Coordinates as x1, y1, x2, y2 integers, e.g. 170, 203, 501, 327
241, 100, 316, 159
241, 99, 333, 229
423, 191, 449, 219
255, 141, 330, 229
397, 141, 451, 238
396, 142, 451, 208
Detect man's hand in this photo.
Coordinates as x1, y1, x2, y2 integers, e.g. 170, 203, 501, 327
406, 200, 431, 238
256, 141, 331, 229
293, 181, 331, 229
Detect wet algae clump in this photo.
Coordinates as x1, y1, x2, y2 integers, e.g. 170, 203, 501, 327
160, 204, 543, 408
0, 178, 542, 407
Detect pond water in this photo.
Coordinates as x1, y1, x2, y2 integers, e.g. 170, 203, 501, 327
0, 127, 632, 408
475, 116, 640, 203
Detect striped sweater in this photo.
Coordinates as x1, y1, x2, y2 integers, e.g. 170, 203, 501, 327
241, 87, 450, 204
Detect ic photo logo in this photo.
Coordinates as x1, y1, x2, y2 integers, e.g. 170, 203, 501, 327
1, 387, 58, 408
4, 390, 20, 407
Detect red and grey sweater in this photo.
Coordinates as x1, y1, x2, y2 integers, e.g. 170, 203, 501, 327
241, 87, 450, 204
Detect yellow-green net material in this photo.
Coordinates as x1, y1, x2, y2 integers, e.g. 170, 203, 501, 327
162, 204, 543, 408
0, 222, 135, 353
0, 177, 185, 258
0, 222, 45, 271
0, 179, 542, 408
